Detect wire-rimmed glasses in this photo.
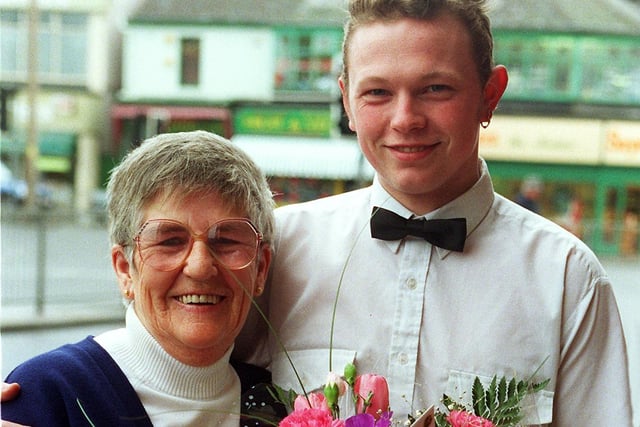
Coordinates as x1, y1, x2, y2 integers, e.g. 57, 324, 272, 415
133, 218, 262, 271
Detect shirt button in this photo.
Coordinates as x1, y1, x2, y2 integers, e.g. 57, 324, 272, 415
406, 278, 417, 290
398, 353, 409, 365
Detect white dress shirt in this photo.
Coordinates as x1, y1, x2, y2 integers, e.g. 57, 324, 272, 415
240, 159, 632, 426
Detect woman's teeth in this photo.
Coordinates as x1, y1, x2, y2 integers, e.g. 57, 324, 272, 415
177, 295, 221, 304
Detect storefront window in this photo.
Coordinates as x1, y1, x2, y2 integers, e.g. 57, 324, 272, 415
497, 178, 595, 241
620, 187, 640, 256
495, 32, 640, 106
274, 29, 342, 94
269, 176, 370, 205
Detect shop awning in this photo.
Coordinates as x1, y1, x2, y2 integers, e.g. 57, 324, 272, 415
1, 132, 76, 173
231, 134, 374, 180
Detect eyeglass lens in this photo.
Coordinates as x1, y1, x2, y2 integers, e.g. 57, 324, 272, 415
136, 219, 260, 271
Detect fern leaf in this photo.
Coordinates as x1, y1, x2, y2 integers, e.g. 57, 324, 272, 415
472, 377, 487, 417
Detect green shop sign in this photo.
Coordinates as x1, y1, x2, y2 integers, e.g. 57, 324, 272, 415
234, 107, 332, 137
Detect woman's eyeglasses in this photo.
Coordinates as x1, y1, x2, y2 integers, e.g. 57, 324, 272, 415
134, 218, 262, 271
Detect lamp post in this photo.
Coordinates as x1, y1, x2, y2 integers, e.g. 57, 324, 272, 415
25, 0, 39, 210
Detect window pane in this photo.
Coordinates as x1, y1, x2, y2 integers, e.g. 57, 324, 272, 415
1, 10, 19, 23
274, 29, 342, 94
61, 34, 86, 75
181, 38, 200, 85
0, 11, 22, 73
37, 32, 51, 74
62, 13, 86, 26
1, 27, 19, 72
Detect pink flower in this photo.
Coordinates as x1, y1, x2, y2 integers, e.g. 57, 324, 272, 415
446, 410, 495, 427
332, 419, 346, 427
294, 392, 330, 411
280, 408, 334, 427
354, 374, 390, 419
326, 372, 348, 396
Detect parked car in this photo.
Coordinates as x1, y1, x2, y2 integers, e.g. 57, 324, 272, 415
1, 161, 53, 207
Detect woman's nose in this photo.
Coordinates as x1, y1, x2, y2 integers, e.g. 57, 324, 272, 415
182, 240, 219, 278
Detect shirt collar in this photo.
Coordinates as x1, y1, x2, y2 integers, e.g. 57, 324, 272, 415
368, 158, 495, 257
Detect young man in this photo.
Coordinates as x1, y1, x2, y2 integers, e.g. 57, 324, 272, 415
239, 0, 632, 425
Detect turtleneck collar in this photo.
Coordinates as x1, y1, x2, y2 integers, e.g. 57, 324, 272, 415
95, 304, 238, 401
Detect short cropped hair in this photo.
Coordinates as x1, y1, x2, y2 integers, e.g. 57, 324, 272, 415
341, 0, 494, 88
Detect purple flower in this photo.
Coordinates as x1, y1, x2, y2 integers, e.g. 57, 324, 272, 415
344, 412, 393, 427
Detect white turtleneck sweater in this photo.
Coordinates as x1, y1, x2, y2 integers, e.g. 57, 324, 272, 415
94, 304, 241, 427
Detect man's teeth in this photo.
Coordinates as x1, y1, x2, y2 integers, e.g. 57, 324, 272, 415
396, 146, 426, 153
177, 295, 221, 304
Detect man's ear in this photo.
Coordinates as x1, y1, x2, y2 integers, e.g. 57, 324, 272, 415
339, 77, 356, 132
483, 65, 509, 117
112, 245, 134, 299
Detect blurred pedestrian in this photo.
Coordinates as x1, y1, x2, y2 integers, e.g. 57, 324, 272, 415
515, 175, 543, 214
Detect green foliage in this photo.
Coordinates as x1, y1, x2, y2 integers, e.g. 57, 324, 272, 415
433, 374, 550, 427
268, 384, 298, 414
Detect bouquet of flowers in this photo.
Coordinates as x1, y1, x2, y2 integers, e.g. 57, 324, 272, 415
263, 363, 548, 427
274, 362, 394, 427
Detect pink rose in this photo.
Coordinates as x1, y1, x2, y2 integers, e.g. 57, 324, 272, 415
294, 392, 330, 411
354, 374, 390, 419
446, 410, 495, 427
280, 408, 334, 427
326, 372, 348, 396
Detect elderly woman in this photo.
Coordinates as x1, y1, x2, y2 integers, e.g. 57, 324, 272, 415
2, 131, 280, 426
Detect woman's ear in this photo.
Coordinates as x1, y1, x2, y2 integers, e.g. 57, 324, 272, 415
483, 65, 509, 116
112, 245, 134, 299
253, 244, 272, 297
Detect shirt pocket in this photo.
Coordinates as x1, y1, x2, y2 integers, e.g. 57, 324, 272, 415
270, 348, 357, 394
446, 369, 554, 426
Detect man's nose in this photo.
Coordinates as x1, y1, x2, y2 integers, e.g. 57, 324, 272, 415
390, 94, 426, 132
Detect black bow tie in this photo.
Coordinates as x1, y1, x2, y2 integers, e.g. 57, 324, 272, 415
370, 207, 467, 252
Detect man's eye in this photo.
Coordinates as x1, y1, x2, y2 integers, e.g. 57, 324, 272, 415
367, 88, 389, 96
426, 84, 450, 93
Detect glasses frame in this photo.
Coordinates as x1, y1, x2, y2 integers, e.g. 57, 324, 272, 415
133, 218, 263, 272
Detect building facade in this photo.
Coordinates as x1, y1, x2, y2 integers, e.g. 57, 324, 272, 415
8, 0, 633, 255
0, 0, 142, 212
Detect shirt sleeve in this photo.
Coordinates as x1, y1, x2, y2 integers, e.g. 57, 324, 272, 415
554, 260, 633, 426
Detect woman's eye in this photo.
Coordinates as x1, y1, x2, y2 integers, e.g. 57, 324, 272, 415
158, 235, 188, 247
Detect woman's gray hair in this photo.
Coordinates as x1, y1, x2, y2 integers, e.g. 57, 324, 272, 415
106, 131, 275, 256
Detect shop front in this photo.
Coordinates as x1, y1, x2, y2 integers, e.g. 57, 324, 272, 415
481, 115, 640, 256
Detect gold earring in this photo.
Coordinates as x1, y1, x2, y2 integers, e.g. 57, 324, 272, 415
124, 289, 132, 298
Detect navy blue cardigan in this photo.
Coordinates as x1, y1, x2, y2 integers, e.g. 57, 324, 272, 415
2, 337, 283, 426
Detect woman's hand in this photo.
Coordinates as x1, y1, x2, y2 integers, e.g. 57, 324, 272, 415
1, 383, 27, 427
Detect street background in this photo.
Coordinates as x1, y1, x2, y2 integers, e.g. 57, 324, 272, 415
1, 213, 639, 425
